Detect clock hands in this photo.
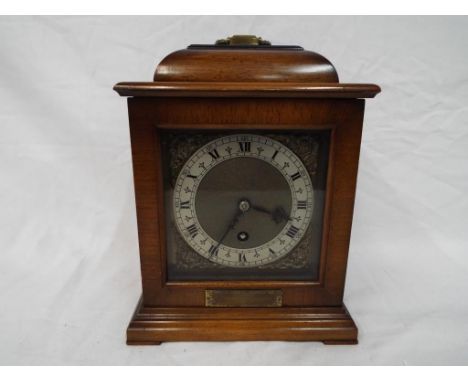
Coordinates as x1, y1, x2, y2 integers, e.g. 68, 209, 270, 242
212, 199, 291, 256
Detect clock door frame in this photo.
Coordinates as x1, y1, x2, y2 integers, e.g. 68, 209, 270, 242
127, 97, 365, 308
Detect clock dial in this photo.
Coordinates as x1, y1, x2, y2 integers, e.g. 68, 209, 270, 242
173, 134, 314, 268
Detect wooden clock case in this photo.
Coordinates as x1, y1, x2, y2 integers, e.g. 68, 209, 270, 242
114, 37, 380, 345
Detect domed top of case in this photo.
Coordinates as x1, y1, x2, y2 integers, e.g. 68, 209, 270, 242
114, 35, 380, 99
153, 35, 339, 83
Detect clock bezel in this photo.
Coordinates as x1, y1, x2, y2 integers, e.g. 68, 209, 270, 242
127, 96, 364, 308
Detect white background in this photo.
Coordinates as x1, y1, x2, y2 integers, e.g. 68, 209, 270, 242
1, 16, 467, 365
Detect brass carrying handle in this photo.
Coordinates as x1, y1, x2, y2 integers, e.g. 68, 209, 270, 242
215, 35, 271, 46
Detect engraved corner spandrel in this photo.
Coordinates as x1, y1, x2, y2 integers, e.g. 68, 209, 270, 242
163, 131, 321, 273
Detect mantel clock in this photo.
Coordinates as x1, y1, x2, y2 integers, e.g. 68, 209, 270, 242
114, 35, 380, 345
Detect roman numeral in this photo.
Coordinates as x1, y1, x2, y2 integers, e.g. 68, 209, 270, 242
186, 174, 197, 179
238, 142, 251, 152
180, 201, 190, 209
286, 225, 300, 238
297, 201, 307, 209
208, 149, 220, 160
208, 244, 219, 257
238, 253, 247, 262
290, 172, 301, 181
186, 224, 198, 238
271, 150, 279, 160
269, 248, 277, 258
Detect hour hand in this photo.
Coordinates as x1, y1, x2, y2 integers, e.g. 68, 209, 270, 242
251, 204, 291, 224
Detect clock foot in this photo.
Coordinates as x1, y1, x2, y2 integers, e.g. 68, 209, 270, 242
322, 339, 358, 345
126, 297, 358, 344
127, 340, 162, 346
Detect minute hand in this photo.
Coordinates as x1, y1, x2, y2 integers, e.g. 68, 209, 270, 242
213, 209, 243, 253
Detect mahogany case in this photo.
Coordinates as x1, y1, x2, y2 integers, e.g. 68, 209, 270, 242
114, 38, 380, 345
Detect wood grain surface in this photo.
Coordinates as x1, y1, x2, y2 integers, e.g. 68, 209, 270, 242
153, 47, 339, 83
118, 42, 379, 344
114, 82, 380, 98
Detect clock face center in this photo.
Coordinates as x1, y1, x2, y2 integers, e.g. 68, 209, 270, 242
238, 199, 250, 213
195, 157, 292, 249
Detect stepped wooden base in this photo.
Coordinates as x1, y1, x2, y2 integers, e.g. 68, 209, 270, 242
126, 298, 358, 345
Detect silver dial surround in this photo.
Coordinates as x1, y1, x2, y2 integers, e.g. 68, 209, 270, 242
173, 134, 314, 268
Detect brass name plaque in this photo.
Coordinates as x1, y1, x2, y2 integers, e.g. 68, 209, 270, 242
205, 289, 283, 307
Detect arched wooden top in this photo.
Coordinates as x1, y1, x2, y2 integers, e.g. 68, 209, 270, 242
153, 47, 339, 83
